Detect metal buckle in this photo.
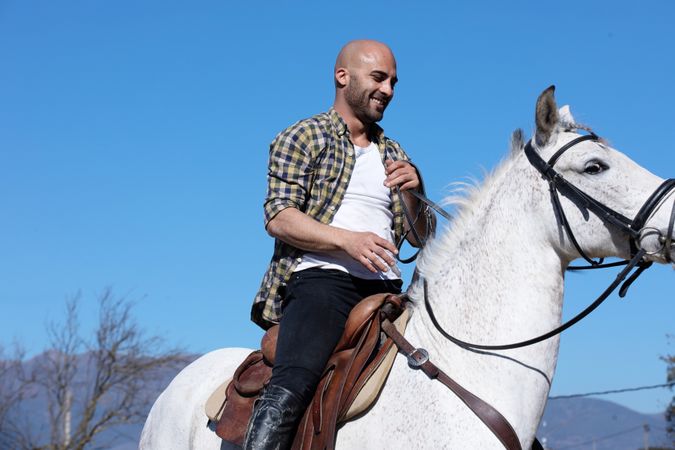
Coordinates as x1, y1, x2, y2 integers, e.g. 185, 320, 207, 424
407, 348, 429, 369
637, 227, 665, 256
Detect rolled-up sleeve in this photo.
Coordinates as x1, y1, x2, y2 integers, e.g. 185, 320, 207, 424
263, 124, 314, 227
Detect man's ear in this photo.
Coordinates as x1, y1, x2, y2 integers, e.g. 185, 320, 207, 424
335, 68, 349, 88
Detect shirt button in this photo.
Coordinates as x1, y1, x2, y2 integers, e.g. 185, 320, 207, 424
330, 205, 336, 210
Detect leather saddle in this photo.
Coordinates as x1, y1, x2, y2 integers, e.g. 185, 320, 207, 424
206, 292, 408, 449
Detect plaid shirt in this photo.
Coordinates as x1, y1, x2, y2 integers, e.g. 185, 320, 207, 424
251, 108, 416, 329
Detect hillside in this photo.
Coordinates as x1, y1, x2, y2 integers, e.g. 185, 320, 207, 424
539, 397, 671, 450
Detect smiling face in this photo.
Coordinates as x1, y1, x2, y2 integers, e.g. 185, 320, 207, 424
334, 41, 398, 125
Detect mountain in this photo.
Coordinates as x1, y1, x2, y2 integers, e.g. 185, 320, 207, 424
539, 397, 671, 450
1, 354, 671, 449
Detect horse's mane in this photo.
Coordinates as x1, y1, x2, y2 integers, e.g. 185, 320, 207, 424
415, 121, 601, 285
417, 120, 605, 288
414, 128, 527, 283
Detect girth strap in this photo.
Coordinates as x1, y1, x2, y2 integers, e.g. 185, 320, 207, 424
380, 318, 522, 450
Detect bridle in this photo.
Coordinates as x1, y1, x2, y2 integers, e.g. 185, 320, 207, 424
524, 132, 675, 266
417, 131, 675, 351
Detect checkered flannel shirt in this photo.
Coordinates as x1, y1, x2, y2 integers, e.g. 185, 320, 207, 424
251, 108, 419, 329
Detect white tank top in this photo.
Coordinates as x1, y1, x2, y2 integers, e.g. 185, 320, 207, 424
295, 141, 401, 280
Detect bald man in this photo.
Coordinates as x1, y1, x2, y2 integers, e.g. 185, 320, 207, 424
245, 40, 434, 449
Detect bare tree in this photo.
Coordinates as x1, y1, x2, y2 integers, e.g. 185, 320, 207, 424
0, 343, 33, 449
0, 288, 189, 450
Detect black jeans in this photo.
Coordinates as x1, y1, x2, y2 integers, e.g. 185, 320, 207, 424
269, 268, 402, 406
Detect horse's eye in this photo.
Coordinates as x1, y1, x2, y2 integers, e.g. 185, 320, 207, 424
584, 161, 607, 175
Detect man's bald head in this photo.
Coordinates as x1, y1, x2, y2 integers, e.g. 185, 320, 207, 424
334, 40, 396, 84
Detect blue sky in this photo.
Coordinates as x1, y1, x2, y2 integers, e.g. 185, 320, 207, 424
1, 1, 673, 416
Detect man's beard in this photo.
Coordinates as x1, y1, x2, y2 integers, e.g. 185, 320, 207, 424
344, 76, 384, 124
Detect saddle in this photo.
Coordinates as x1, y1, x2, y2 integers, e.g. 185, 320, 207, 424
206, 292, 408, 449
206, 292, 533, 450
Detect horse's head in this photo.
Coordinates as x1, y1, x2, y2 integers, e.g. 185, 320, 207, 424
527, 86, 674, 265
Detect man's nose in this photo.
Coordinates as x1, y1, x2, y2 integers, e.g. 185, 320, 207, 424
379, 82, 393, 98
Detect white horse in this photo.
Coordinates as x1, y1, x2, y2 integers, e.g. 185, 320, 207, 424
140, 87, 674, 449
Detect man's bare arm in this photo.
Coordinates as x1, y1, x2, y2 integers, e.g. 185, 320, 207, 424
266, 207, 399, 273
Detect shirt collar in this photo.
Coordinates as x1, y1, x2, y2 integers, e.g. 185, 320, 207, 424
328, 107, 385, 143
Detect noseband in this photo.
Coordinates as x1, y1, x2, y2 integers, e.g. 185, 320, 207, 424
631, 176, 675, 263
422, 131, 675, 351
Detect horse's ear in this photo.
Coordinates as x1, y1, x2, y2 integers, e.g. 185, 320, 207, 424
558, 105, 575, 128
535, 85, 559, 147
510, 128, 524, 156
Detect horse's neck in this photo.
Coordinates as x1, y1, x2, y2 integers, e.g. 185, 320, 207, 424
404, 156, 567, 434
413, 155, 566, 336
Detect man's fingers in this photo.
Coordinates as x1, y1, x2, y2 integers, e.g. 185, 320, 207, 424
384, 164, 420, 190
370, 247, 395, 268
372, 235, 398, 256
368, 251, 390, 272
360, 255, 378, 273
384, 159, 407, 173
385, 173, 413, 188
385, 167, 411, 180
362, 245, 391, 272
349, 231, 399, 272
400, 180, 418, 191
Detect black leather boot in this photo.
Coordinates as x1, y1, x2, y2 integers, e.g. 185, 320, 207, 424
243, 384, 306, 450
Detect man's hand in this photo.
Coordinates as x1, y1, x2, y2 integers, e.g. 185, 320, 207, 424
338, 230, 398, 273
384, 160, 420, 191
